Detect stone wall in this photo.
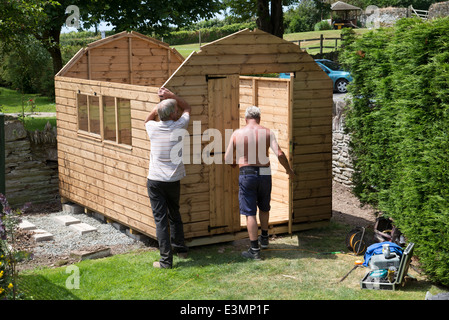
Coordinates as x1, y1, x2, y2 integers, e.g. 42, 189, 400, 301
332, 99, 353, 187
428, 1, 449, 19
4, 118, 59, 207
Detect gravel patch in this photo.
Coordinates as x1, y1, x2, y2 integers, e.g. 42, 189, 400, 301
24, 211, 143, 256
17, 210, 155, 269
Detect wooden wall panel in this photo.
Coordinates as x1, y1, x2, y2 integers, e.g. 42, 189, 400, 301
290, 72, 333, 223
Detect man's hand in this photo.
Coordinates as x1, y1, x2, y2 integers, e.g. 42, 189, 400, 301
158, 87, 174, 101
287, 167, 296, 179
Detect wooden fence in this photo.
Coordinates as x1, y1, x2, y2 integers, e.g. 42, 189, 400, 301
409, 5, 429, 20
292, 34, 343, 54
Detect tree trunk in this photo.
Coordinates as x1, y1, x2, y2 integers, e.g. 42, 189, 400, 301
36, 25, 63, 76
256, 0, 284, 39
47, 27, 63, 76
270, 0, 284, 38
256, 0, 272, 34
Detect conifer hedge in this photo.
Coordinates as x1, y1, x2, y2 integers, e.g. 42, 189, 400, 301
340, 18, 449, 286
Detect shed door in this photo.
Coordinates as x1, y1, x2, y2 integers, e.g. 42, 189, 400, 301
207, 74, 240, 234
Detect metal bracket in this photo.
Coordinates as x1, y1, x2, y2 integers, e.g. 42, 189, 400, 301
206, 75, 227, 82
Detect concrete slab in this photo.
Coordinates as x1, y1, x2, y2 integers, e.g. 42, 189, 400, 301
19, 220, 36, 230
69, 222, 97, 235
33, 231, 53, 242
70, 247, 111, 261
62, 203, 84, 214
52, 215, 81, 226
33, 229, 50, 234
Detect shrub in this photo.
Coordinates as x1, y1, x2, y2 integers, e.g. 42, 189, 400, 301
339, 17, 449, 286
0, 194, 30, 299
314, 21, 331, 31
163, 22, 257, 45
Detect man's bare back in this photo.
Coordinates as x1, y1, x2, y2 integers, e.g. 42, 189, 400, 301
225, 111, 294, 177
230, 122, 273, 168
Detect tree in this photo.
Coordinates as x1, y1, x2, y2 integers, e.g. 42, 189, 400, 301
284, 0, 323, 33
224, 0, 295, 38
1, 0, 222, 76
257, 0, 284, 37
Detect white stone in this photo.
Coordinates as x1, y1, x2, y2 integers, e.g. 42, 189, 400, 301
69, 222, 97, 235
52, 215, 81, 226
19, 220, 36, 230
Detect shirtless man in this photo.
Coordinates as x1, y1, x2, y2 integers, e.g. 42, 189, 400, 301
225, 106, 295, 260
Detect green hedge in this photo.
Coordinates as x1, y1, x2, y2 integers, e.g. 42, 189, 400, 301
340, 18, 449, 286
164, 22, 257, 45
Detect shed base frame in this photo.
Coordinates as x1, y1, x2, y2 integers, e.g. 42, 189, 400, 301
185, 220, 330, 247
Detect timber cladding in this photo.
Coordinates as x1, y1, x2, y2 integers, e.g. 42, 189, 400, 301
55, 29, 333, 246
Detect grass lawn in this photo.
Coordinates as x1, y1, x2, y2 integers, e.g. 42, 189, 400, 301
17, 222, 443, 301
0, 87, 56, 131
0, 87, 55, 113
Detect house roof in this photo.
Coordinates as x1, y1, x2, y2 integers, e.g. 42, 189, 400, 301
331, 1, 361, 11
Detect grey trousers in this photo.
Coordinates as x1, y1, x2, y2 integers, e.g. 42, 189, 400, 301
147, 179, 188, 268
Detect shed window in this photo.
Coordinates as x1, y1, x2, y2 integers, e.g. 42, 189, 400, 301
89, 95, 101, 135
103, 96, 116, 142
77, 94, 100, 135
77, 94, 88, 132
117, 98, 131, 145
77, 93, 131, 146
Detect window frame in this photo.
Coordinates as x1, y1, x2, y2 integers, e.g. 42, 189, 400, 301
76, 92, 132, 149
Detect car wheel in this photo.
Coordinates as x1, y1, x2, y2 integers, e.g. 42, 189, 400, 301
335, 79, 349, 93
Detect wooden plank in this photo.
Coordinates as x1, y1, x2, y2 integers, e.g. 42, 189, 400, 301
128, 36, 133, 84
56, 48, 86, 77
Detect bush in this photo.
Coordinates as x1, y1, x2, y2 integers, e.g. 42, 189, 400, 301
314, 21, 331, 31
0, 35, 54, 97
163, 22, 257, 45
339, 17, 449, 286
0, 194, 30, 299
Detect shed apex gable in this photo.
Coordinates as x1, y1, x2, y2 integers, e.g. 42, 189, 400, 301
85, 30, 174, 51
199, 28, 299, 51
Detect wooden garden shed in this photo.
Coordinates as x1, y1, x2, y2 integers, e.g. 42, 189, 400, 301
54, 29, 333, 246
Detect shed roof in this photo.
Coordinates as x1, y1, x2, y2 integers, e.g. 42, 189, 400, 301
331, 1, 361, 11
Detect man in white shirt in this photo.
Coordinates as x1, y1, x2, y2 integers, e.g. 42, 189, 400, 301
145, 87, 191, 269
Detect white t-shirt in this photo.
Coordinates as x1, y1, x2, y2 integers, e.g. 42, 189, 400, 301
145, 112, 190, 182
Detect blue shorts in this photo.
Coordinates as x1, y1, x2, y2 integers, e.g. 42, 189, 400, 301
238, 166, 272, 216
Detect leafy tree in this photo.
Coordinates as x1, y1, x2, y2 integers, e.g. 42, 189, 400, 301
284, 0, 323, 33
1, 0, 222, 76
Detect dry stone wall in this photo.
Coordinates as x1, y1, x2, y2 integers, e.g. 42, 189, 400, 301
428, 1, 449, 19
4, 118, 58, 207
332, 98, 354, 187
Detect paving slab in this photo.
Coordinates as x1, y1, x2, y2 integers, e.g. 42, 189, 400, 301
62, 203, 84, 214
69, 222, 97, 235
19, 220, 37, 230
32, 230, 54, 242
52, 215, 81, 226
70, 247, 111, 261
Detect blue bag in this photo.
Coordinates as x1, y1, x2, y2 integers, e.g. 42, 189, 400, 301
362, 241, 403, 267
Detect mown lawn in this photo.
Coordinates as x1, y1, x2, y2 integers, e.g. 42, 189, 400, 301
17, 222, 443, 301
0, 87, 55, 113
